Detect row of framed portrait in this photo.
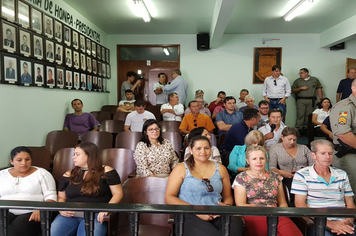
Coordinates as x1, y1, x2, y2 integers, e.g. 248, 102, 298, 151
1, 0, 110, 62
1, 53, 108, 92
0, 21, 111, 77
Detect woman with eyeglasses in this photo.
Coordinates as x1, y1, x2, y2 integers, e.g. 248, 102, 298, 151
134, 119, 179, 177
233, 145, 302, 236
165, 136, 244, 236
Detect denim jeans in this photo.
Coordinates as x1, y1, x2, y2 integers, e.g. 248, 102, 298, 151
269, 99, 286, 122
51, 213, 107, 236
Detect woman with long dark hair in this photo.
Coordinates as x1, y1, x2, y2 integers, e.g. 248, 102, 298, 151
312, 97, 332, 135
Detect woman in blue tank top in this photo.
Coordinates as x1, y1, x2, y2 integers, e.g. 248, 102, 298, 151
165, 136, 244, 236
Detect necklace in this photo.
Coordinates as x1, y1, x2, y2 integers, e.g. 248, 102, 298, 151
194, 163, 209, 177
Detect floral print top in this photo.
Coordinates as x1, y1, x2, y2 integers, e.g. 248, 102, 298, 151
232, 170, 283, 207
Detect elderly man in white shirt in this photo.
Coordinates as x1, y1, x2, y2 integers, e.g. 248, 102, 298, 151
160, 92, 184, 121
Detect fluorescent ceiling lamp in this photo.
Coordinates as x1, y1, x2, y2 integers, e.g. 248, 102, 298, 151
133, 0, 151, 22
163, 48, 169, 56
283, 0, 314, 21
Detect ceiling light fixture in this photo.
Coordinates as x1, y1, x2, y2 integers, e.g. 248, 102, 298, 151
283, 0, 314, 21
163, 47, 170, 56
133, 0, 151, 22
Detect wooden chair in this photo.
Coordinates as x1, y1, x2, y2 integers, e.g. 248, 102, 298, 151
307, 114, 328, 146
115, 132, 141, 151
117, 177, 172, 236
159, 121, 181, 133
99, 120, 125, 134
210, 133, 217, 147
51, 147, 75, 186
113, 111, 129, 121
146, 105, 162, 122
26, 146, 51, 171
81, 131, 113, 150
218, 133, 226, 149
162, 132, 182, 161
101, 148, 136, 184
101, 105, 118, 119
90, 111, 111, 123
45, 130, 78, 161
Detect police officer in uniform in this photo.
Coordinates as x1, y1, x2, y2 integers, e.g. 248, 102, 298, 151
330, 79, 356, 195
292, 68, 323, 135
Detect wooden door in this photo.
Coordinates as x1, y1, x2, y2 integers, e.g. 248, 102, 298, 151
346, 58, 356, 77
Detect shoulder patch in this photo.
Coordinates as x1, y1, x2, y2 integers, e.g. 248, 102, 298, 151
338, 116, 347, 125
339, 111, 348, 116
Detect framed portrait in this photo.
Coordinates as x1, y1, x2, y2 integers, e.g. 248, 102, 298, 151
253, 47, 282, 84
19, 29, 31, 57
65, 47, 72, 67
18, 1, 30, 28
106, 64, 110, 79
80, 53, 86, 71
46, 65, 55, 87
72, 31, 78, 49
45, 39, 54, 62
31, 8, 42, 34
2, 21, 17, 53
55, 43, 63, 65
92, 59, 97, 74
101, 47, 105, 62
34, 62, 44, 86
43, 15, 53, 38
102, 63, 106, 77
65, 70, 72, 89
1, 0, 15, 22
96, 44, 101, 60
73, 51, 79, 69
91, 41, 96, 57
54, 20, 62, 42
3, 55, 17, 83
86, 56, 91, 73
80, 73, 86, 90
97, 77, 102, 91
92, 76, 97, 91
73, 71, 80, 89
97, 61, 101, 76
19, 58, 32, 86
33, 34, 43, 59
64, 26, 71, 46
79, 34, 85, 53
103, 78, 107, 92
87, 74, 92, 90
56, 67, 64, 88
106, 48, 109, 62
85, 38, 91, 55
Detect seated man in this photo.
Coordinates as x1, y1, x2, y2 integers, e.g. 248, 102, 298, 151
179, 100, 215, 135
235, 89, 249, 110
160, 92, 184, 121
239, 95, 258, 113
124, 100, 156, 132
208, 91, 226, 113
257, 100, 270, 128
184, 96, 211, 117
292, 140, 356, 236
117, 89, 135, 113
258, 108, 286, 150
216, 96, 243, 135
63, 99, 100, 139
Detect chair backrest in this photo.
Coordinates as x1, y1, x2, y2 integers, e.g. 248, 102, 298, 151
113, 111, 128, 121
90, 111, 111, 123
90, 111, 100, 121
161, 132, 182, 160
210, 133, 217, 147
52, 147, 75, 186
159, 121, 181, 133
26, 146, 51, 171
146, 105, 162, 122
115, 132, 142, 151
101, 105, 118, 118
81, 131, 113, 151
218, 133, 226, 149
99, 120, 125, 134
101, 148, 135, 184
120, 177, 169, 227
45, 130, 79, 157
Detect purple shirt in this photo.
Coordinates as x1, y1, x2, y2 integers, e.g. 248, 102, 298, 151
63, 113, 100, 137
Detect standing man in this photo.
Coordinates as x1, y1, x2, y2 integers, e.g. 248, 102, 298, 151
216, 96, 243, 135
124, 100, 156, 132
160, 93, 184, 121
208, 91, 226, 113
330, 79, 356, 195
153, 73, 168, 105
336, 68, 356, 102
258, 109, 286, 150
235, 89, 249, 110
158, 70, 188, 106
262, 65, 291, 122
63, 99, 100, 140
121, 71, 141, 100
292, 68, 323, 135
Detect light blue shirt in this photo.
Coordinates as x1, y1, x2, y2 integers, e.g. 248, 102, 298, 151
162, 76, 188, 105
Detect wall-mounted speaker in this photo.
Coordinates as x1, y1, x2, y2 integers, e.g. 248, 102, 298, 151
330, 42, 345, 51
197, 33, 210, 51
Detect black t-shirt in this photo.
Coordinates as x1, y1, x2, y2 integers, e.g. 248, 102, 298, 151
58, 169, 121, 203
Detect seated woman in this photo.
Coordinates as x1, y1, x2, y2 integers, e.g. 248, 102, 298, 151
227, 130, 268, 178
0, 146, 57, 236
269, 127, 314, 192
51, 142, 123, 236
312, 97, 332, 135
134, 119, 179, 177
233, 145, 302, 236
165, 136, 244, 236
184, 126, 221, 163
239, 95, 258, 113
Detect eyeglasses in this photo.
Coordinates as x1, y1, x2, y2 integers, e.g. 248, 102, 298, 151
273, 80, 277, 86
194, 119, 197, 127
270, 108, 282, 112
202, 178, 214, 192
147, 128, 160, 133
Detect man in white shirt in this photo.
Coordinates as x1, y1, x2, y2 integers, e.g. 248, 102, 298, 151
262, 65, 291, 122
258, 108, 286, 150
124, 100, 156, 132
153, 73, 168, 105
235, 89, 249, 110
117, 89, 136, 113
160, 93, 184, 121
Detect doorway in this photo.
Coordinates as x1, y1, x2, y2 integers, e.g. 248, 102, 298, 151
117, 45, 180, 105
